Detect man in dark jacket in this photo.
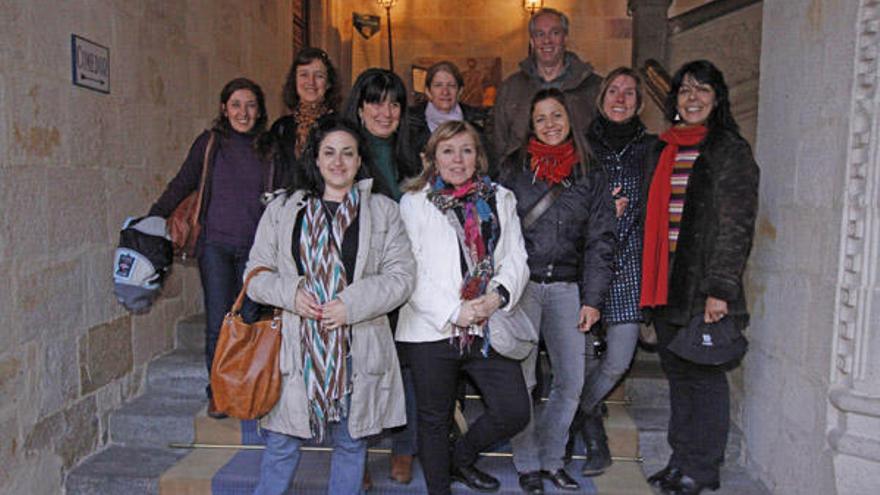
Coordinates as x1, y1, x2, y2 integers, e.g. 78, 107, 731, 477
493, 7, 603, 161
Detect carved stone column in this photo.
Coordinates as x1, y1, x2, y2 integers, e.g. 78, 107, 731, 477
628, 0, 673, 68
828, 2, 880, 493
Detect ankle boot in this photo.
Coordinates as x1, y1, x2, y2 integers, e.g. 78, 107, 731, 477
581, 412, 612, 476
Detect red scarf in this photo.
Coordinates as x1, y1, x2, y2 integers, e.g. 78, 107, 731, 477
527, 138, 578, 184
640, 125, 707, 308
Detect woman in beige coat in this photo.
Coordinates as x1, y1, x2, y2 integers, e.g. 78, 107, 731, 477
245, 115, 416, 495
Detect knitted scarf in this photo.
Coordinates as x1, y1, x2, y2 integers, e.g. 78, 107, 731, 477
527, 138, 578, 184
293, 101, 332, 158
427, 175, 499, 355
640, 125, 707, 308
298, 188, 359, 442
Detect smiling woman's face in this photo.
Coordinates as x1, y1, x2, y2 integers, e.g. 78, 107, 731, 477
435, 132, 477, 187
532, 97, 570, 146
676, 74, 716, 126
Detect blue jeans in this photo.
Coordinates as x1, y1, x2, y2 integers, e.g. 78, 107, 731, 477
511, 282, 587, 473
198, 239, 260, 398
580, 322, 640, 412
253, 420, 367, 495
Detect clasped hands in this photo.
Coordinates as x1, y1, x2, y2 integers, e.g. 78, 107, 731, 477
454, 292, 503, 328
295, 288, 347, 331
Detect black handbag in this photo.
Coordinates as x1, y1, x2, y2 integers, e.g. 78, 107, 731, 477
667, 315, 748, 367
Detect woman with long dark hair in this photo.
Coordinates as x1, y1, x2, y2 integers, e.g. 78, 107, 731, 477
344, 68, 421, 486
643, 60, 759, 495
261, 47, 339, 190
343, 68, 419, 200
245, 115, 415, 494
148, 78, 273, 418
499, 88, 616, 494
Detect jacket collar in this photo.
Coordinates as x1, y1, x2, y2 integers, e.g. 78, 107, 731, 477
519, 51, 595, 90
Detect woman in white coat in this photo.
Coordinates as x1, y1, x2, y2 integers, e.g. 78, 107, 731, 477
396, 120, 531, 495
245, 115, 416, 495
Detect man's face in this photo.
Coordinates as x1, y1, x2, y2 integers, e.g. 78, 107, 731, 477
530, 13, 566, 68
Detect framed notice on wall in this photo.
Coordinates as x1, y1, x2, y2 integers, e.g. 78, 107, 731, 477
71, 34, 110, 94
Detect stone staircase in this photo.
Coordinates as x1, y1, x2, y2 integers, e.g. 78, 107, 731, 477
64, 315, 755, 495
66, 316, 207, 495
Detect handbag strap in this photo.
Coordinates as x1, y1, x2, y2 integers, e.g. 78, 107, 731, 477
230, 266, 272, 314
522, 182, 565, 230
191, 131, 217, 225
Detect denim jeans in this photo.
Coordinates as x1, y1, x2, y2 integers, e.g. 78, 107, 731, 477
253, 420, 367, 495
511, 282, 587, 473
579, 322, 640, 412
198, 239, 260, 398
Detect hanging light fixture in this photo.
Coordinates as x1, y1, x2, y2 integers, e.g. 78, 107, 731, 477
523, 0, 544, 15
377, 0, 398, 72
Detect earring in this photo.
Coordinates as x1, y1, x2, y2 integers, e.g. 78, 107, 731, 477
674, 112, 681, 122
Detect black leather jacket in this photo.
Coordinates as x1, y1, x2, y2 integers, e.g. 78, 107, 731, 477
499, 151, 617, 308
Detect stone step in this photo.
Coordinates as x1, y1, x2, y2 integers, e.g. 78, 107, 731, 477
625, 358, 669, 409
189, 400, 640, 459
175, 314, 205, 352
109, 390, 206, 448
146, 349, 207, 398
160, 446, 654, 494
66, 445, 187, 495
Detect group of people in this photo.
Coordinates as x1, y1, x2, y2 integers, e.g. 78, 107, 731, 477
149, 7, 759, 495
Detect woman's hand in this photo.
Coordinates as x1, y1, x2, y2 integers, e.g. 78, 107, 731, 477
612, 185, 629, 218
578, 305, 601, 332
471, 292, 503, 321
455, 300, 480, 327
704, 296, 728, 323
294, 288, 322, 320
321, 299, 348, 330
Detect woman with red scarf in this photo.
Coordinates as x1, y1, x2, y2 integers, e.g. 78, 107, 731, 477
396, 121, 531, 495
499, 88, 617, 494
642, 60, 759, 495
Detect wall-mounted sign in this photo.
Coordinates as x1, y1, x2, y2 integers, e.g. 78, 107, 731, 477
353, 13, 380, 39
71, 34, 110, 94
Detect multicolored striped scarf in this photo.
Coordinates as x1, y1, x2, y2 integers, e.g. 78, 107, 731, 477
298, 188, 359, 442
427, 175, 499, 355
640, 124, 706, 308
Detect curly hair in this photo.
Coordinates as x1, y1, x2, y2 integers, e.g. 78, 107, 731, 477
281, 47, 340, 111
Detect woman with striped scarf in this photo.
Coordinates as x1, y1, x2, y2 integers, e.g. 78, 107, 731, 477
245, 115, 416, 495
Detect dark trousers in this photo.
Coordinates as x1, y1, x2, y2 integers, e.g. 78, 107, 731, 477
401, 339, 530, 495
655, 318, 729, 485
198, 239, 259, 398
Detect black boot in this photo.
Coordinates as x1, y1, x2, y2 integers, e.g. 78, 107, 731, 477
581, 411, 612, 477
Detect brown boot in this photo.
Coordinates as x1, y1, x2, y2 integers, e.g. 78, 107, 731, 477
390, 454, 413, 484
362, 466, 373, 492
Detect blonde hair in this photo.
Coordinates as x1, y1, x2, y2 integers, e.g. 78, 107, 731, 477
405, 121, 489, 192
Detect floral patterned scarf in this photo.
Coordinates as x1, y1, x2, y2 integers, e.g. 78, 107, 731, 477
428, 175, 499, 354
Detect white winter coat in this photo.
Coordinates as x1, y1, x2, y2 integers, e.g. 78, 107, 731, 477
395, 184, 529, 343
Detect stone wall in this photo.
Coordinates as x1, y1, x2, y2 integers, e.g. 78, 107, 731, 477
748, 0, 863, 493
315, 0, 634, 102
0, 1, 292, 493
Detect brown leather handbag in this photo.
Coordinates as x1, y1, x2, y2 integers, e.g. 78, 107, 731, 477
210, 266, 283, 419
168, 132, 216, 259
